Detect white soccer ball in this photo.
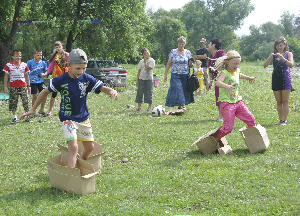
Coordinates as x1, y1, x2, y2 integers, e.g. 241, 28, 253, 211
156, 105, 165, 114
152, 106, 163, 117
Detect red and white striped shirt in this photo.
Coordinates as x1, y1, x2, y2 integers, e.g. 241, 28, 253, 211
3, 61, 29, 87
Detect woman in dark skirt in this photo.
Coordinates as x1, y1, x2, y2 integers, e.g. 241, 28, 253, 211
164, 36, 194, 111
263, 37, 294, 126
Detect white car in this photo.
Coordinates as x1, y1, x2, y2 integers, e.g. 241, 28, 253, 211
86, 60, 127, 87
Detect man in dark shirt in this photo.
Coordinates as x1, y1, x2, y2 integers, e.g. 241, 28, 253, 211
195, 38, 209, 91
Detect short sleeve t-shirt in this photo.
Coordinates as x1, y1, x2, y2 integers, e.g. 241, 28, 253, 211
3, 61, 29, 87
218, 68, 242, 103
169, 49, 192, 74
195, 48, 209, 67
48, 73, 105, 122
137, 58, 155, 80
27, 59, 48, 83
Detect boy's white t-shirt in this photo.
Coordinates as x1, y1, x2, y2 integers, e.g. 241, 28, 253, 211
137, 58, 155, 80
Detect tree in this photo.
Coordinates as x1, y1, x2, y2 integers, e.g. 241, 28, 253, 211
181, 0, 254, 51
279, 11, 295, 37
0, 0, 25, 73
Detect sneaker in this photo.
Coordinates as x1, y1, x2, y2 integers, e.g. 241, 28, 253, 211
11, 118, 17, 124
25, 117, 33, 123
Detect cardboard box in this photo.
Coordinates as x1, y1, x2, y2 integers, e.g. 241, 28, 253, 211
47, 154, 98, 194
191, 126, 228, 155
58, 141, 103, 173
239, 124, 270, 153
218, 145, 232, 155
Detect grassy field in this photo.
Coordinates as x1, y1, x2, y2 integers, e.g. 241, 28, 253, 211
0, 62, 299, 215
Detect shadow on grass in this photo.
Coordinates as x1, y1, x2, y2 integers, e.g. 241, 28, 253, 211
0, 174, 82, 203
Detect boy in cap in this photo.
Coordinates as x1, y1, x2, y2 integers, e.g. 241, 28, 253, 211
194, 38, 209, 91
21, 48, 118, 168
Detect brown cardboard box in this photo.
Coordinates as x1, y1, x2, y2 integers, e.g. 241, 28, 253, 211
239, 124, 270, 153
58, 141, 103, 173
191, 126, 228, 155
218, 145, 232, 155
47, 154, 98, 194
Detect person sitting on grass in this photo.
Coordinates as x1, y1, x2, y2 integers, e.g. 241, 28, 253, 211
3, 49, 32, 123
27, 48, 48, 117
20, 48, 118, 168
135, 47, 155, 111
212, 50, 257, 141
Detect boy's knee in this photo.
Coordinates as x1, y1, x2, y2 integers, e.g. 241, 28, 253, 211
83, 141, 94, 152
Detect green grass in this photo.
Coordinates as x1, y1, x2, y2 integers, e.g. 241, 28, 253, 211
0, 62, 300, 215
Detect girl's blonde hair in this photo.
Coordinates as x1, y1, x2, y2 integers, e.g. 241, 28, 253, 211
213, 50, 241, 71
49, 41, 67, 66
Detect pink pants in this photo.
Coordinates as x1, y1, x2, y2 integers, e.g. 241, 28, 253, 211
215, 101, 256, 140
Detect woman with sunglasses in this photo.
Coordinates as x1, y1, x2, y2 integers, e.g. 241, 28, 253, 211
263, 37, 294, 126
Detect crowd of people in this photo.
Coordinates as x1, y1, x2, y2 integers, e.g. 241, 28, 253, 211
2, 36, 294, 166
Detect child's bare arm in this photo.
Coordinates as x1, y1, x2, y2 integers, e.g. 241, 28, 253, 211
3, 73, 8, 93
100, 86, 118, 100
240, 73, 257, 84
20, 88, 50, 119
216, 72, 234, 94
25, 73, 31, 93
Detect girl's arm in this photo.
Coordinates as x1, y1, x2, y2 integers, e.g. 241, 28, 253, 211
216, 72, 235, 94
3, 73, 8, 93
199, 68, 204, 75
164, 58, 172, 83
282, 52, 294, 68
263, 53, 273, 68
239, 73, 257, 84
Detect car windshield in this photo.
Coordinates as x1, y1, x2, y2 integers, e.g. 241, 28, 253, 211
97, 61, 118, 68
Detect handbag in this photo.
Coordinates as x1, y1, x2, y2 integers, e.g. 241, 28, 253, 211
186, 58, 200, 92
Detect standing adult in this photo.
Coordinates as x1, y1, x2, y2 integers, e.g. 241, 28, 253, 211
207, 38, 226, 121
164, 36, 194, 111
263, 37, 294, 126
194, 38, 209, 91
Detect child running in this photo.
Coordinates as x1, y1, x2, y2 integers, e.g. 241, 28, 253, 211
3, 49, 32, 123
27, 49, 48, 117
213, 50, 257, 141
42, 41, 69, 116
194, 60, 204, 96
21, 49, 118, 168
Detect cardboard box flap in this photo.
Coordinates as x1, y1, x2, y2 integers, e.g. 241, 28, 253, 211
191, 126, 222, 147
77, 157, 95, 175
47, 155, 81, 177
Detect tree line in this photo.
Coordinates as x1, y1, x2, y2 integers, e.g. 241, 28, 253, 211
1, 0, 300, 74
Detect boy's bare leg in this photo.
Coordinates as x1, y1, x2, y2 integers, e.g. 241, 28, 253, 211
39, 96, 47, 113
48, 97, 55, 113
81, 141, 94, 160
148, 104, 152, 110
67, 139, 78, 168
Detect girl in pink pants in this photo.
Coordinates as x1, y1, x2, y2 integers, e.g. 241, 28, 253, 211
213, 50, 257, 140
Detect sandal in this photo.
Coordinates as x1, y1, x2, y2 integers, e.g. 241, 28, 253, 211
38, 112, 47, 117
280, 120, 287, 126
136, 109, 141, 111
46, 111, 52, 116
274, 121, 282, 125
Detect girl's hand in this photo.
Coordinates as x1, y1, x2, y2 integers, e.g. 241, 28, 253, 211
248, 76, 257, 84
4, 87, 8, 93
225, 83, 235, 94
20, 110, 36, 120
136, 80, 139, 87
